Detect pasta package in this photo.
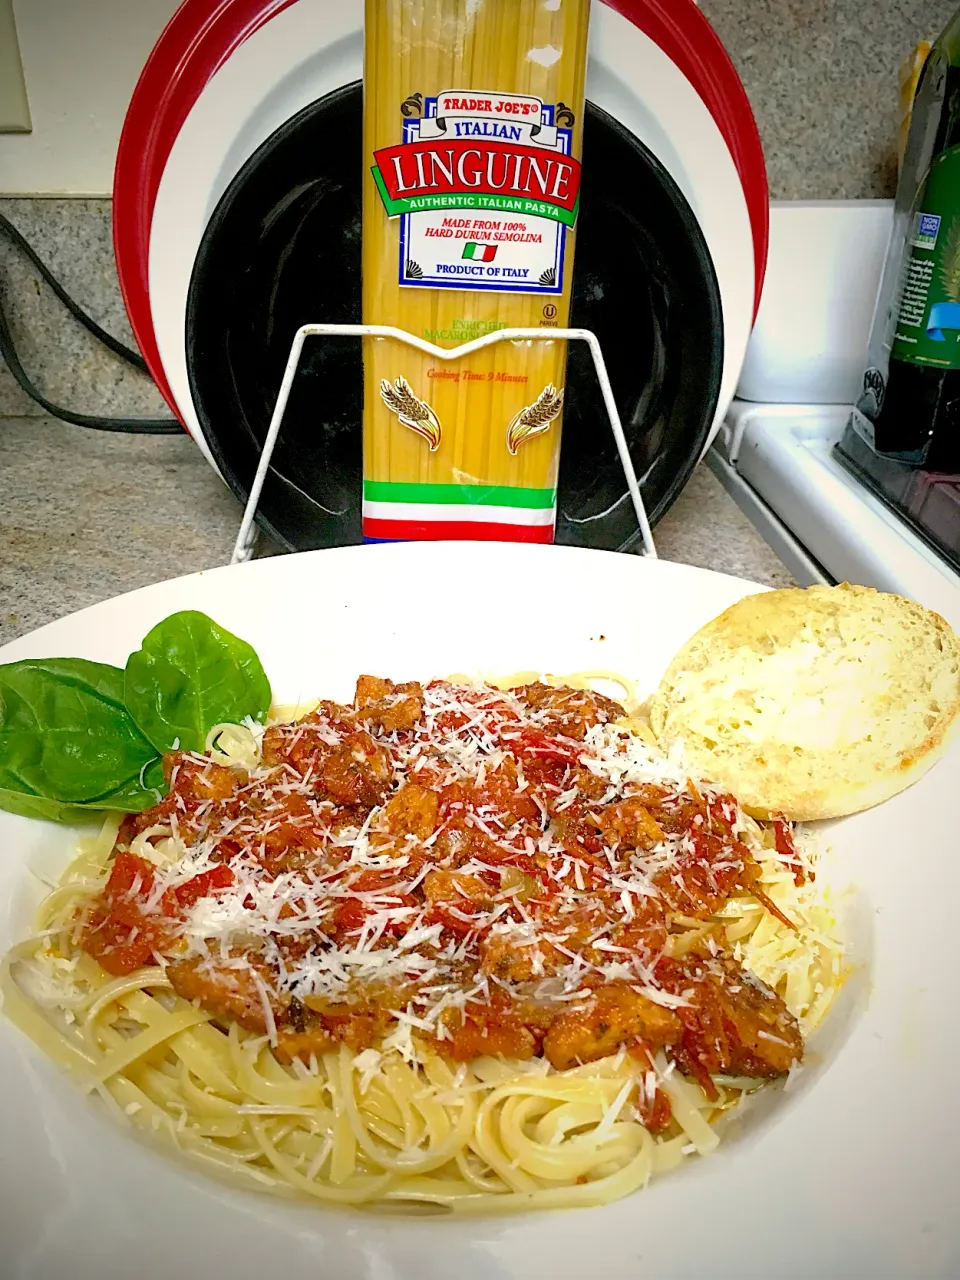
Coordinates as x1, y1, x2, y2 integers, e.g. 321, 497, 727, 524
361, 0, 591, 543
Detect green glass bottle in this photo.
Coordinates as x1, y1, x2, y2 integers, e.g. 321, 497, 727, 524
852, 9, 960, 468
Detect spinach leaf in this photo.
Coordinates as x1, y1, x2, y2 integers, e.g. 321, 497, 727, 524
0, 760, 165, 826
0, 658, 160, 804
0, 788, 101, 825
84, 758, 167, 812
123, 611, 271, 754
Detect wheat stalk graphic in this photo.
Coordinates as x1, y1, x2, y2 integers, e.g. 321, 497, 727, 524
505, 384, 564, 455
379, 376, 441, 451
940, 218, 960, 301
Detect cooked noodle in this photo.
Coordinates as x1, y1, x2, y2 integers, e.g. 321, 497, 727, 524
1, 674, 843, 1213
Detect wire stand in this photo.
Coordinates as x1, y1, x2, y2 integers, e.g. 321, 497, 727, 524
231, 324, 657, 565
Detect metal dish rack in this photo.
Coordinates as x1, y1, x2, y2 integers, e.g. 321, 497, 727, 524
232, 324, 657, 565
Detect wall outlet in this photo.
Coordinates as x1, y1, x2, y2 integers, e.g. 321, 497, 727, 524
0, 0, 32, 133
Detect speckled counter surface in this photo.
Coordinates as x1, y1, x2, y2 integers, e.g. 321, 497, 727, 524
0, 416, 795, 647
699, 0, 956, 200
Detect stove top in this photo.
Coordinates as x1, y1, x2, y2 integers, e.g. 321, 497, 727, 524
836, 424, 960, 575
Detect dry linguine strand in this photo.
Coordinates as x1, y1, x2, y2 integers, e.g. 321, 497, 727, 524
0, 672, 844, 1212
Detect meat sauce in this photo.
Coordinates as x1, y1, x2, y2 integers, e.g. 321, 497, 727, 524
81, 677, 804, 1133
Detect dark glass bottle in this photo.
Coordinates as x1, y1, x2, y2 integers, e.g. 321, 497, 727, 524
851, 12, 960, 470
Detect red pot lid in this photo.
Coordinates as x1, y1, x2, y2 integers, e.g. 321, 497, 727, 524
113, 0, 767, 418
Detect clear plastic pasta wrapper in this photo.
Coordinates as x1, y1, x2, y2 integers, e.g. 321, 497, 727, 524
1, 671, 846, 1215
361, 0, 591, 544
898, 41, 932, 174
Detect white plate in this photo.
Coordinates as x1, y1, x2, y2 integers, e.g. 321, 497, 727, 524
1, 543, 957, 1278
147, 0, 755, 473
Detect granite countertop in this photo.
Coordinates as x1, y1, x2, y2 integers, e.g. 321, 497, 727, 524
0, 415, 795, 646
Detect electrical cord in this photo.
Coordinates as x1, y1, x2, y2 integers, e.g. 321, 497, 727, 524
0, 210, 182, 435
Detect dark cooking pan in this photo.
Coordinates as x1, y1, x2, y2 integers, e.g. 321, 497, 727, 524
186, 82, 723, 551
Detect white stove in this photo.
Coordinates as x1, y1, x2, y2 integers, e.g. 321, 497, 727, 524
708, 200, 960, 633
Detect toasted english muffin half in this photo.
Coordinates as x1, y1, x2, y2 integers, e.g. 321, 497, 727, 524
648, 583, 960, 821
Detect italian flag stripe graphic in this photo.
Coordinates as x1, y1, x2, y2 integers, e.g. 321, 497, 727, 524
361, 479, 556, 543
462, 242, 497, 261
362, 518, 554, 544
363, 480, 556, 509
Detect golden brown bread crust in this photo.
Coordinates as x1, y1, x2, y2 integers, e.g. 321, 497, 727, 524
649, 584, 960, 821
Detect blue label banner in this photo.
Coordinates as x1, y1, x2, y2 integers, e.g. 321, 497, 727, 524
926, 301, 960, 341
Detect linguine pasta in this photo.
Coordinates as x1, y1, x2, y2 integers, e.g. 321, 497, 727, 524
361, 0, 592, 542
1, 674, 843, 1213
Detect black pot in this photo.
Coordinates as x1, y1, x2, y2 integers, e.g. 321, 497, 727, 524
186, 82, 723, 551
